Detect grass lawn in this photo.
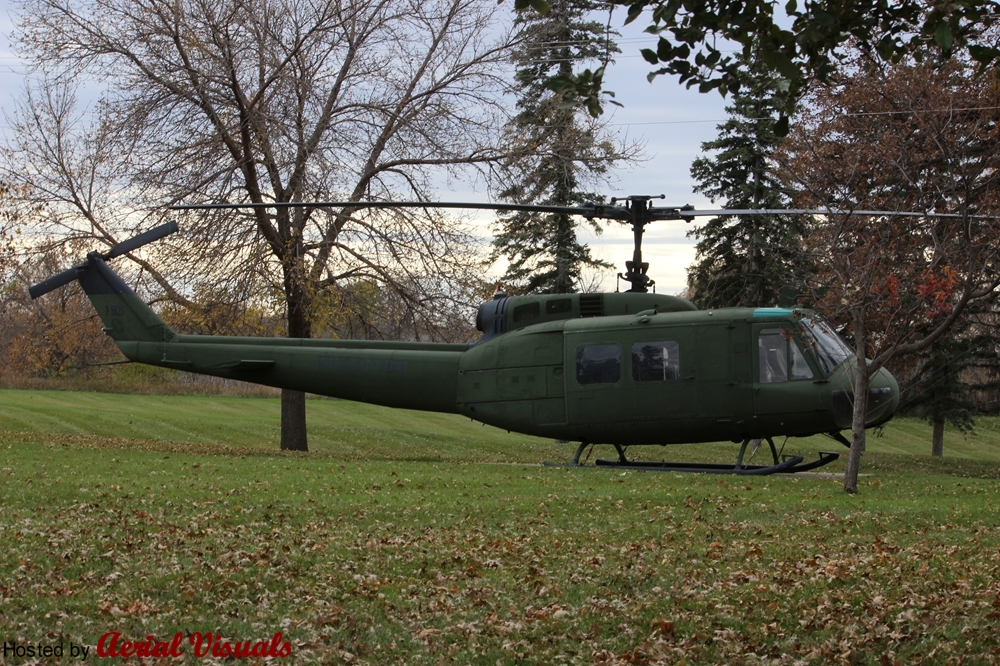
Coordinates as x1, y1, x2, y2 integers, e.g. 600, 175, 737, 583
2, 388, 1000, 664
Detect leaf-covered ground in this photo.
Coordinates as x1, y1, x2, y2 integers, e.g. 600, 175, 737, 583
2, 391, 1000, 664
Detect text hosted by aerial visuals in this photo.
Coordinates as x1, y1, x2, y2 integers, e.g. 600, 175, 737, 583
2, 631, 293, 661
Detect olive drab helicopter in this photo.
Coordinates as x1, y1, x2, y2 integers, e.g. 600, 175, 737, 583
29, 195, 910, 475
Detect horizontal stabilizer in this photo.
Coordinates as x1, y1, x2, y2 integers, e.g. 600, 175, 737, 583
217, 359, 275, 371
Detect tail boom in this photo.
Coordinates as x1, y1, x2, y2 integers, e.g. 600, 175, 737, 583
120, 337, 464, 413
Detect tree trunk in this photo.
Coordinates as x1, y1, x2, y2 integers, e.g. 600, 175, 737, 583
843, 363, 870, 494
280, 260, 310, 452
281, 388, 308, 452
554, 212, 573, 293
932, 416, 945, 457
843, 309, 869, 494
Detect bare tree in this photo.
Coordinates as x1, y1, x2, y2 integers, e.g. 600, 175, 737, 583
5, 0, 520, 450
779, 59, 1000, 493
0, 180, 24, 278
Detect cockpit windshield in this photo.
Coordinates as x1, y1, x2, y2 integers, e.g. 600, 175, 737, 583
798, 316, 853, 374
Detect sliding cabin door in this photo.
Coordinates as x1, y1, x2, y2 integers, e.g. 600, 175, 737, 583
694, 323, 754, 440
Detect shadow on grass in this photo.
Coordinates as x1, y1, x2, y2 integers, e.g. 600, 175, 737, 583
9, 429, 1000, 480
865, 451, 1000, 478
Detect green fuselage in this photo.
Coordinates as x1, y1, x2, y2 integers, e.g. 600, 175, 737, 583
83, 255, 897, 448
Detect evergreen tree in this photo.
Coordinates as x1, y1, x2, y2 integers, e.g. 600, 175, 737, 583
686, 53, 809, 308
493, 0, 631, 294
898, 302, 1000, 456
904, 337, 978, 456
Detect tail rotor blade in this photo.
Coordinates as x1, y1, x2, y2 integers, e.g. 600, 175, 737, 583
29, 222, 178, 299
105, 221, 178, 259
28, 267, 80, 300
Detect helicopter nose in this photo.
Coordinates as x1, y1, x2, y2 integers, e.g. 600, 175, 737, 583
830, 365, 900, 429
865, 367, 900, 426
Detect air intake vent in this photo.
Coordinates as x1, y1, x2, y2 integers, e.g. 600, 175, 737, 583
578, 294, 603, 318
474, 296, 509, 340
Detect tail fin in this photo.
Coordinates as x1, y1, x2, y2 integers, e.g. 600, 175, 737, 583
29, 222, 179, 344
79, 255, 177, 343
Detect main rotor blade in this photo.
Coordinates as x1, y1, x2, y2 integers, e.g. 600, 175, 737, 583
170, 201, 632, 220
105, 221, 179, 259
171, 200, 973, 223
683, 208, 965, 219
28, 267, 80, 300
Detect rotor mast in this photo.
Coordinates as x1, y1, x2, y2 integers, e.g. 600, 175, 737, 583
613, 195, 694, 293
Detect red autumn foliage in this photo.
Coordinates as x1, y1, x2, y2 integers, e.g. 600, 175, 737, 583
778, 56, 1000, 492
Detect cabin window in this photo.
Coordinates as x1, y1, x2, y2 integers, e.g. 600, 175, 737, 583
759, 328, 814, 383
576, 343, 621, 385
631, 341, 680, 382
546, 298, 572, 314
512, 302, 540, 323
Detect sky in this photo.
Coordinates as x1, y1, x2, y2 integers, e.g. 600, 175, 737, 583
567, 28, 730, 294
0, 2, 732, 295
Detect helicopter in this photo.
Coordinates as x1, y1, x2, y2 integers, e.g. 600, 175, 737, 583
29, 195, 909, 475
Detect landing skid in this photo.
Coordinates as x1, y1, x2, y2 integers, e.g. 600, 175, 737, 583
546, 438, 840, 476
